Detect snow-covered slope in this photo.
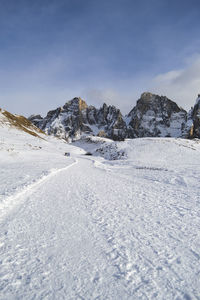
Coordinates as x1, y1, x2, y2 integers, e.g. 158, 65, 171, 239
1, 118, 200, 299
0, 110, 83, 212
0, 108, 44, 138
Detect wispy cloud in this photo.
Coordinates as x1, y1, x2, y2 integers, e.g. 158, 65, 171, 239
150, 55, 200, 110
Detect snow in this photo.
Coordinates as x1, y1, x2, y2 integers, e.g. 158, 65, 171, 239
0, 125, 83, 217
138, 112, 184, 138
1, 124, 200, 299
87, 124, 102, 135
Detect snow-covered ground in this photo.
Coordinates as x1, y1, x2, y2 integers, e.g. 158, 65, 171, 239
0, 125, 85, 219
0, 125, 200, 299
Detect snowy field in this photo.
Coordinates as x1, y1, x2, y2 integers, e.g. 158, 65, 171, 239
0, 125, 200, 299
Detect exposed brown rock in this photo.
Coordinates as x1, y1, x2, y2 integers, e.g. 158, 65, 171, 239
1, 110, 44, 138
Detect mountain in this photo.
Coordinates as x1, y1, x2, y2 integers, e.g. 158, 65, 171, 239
29, 97, 127, 141
126, 92, 187, 138
183, 95, 200, 139
29, 93, 199, 141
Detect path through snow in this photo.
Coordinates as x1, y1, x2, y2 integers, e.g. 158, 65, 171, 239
0, 154, 200, 299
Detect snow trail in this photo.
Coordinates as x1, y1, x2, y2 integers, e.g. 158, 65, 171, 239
0, 158, 78, 223
0, 156, 200, 299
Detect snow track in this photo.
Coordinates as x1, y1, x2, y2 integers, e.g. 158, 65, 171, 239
0, 158, 78, 223
0, 154, 200, 299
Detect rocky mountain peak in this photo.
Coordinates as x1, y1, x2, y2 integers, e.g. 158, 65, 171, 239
28, 92, 200, 141
195, 95, 200, 106
134, 93, 184, 115
63, 97, 88, 111
127, 93, 187, 138
140, 92, 155, 102
29, 114, 43, 121
184, 94, 200, 138
29, 97, 127, 141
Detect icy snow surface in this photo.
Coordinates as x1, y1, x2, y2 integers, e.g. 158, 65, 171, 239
0, 127, 200, 299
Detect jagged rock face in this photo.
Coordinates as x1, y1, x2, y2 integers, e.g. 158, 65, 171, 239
36, 98, 92, 139
29, 97, 127, 141
96, 104, 127, 140
28, 114, 44, 128
30, 93, 200, 141
126, 92, 187, 138
184, 96, 200, 138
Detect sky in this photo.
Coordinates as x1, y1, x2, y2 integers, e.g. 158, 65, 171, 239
0, 0, 200, 116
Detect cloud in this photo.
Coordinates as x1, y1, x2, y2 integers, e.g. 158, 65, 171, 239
83, 55, 200, 115
150, 55, 200, 110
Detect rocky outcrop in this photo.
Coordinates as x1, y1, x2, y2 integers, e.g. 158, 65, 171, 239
28, 114, 44, 128
29, 97, 127, 141
126, 92, 187, 138
96, 103, 127, 140
183, 95, 200, 138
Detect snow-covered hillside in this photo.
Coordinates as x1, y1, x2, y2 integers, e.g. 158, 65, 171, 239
0, 111, 84, 219
0, 119, 200, 299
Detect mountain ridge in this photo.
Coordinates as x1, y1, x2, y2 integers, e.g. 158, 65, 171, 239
0, 108, 45, 139
28, 92, 199, 141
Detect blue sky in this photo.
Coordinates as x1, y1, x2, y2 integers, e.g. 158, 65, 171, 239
0, 0, 200, 116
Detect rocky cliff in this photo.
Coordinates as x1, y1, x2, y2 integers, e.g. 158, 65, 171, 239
29, 93, 200, 141
126, 92, 187, 138
183, 95, 200, 139
29, 97, 127, 141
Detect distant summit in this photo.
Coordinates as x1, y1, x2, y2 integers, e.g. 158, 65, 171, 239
183, 95, 200, 139
126, 92, 187, 138
29, 97, 127, 141
28, 93, 200, 141
140, 92, 155, 101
